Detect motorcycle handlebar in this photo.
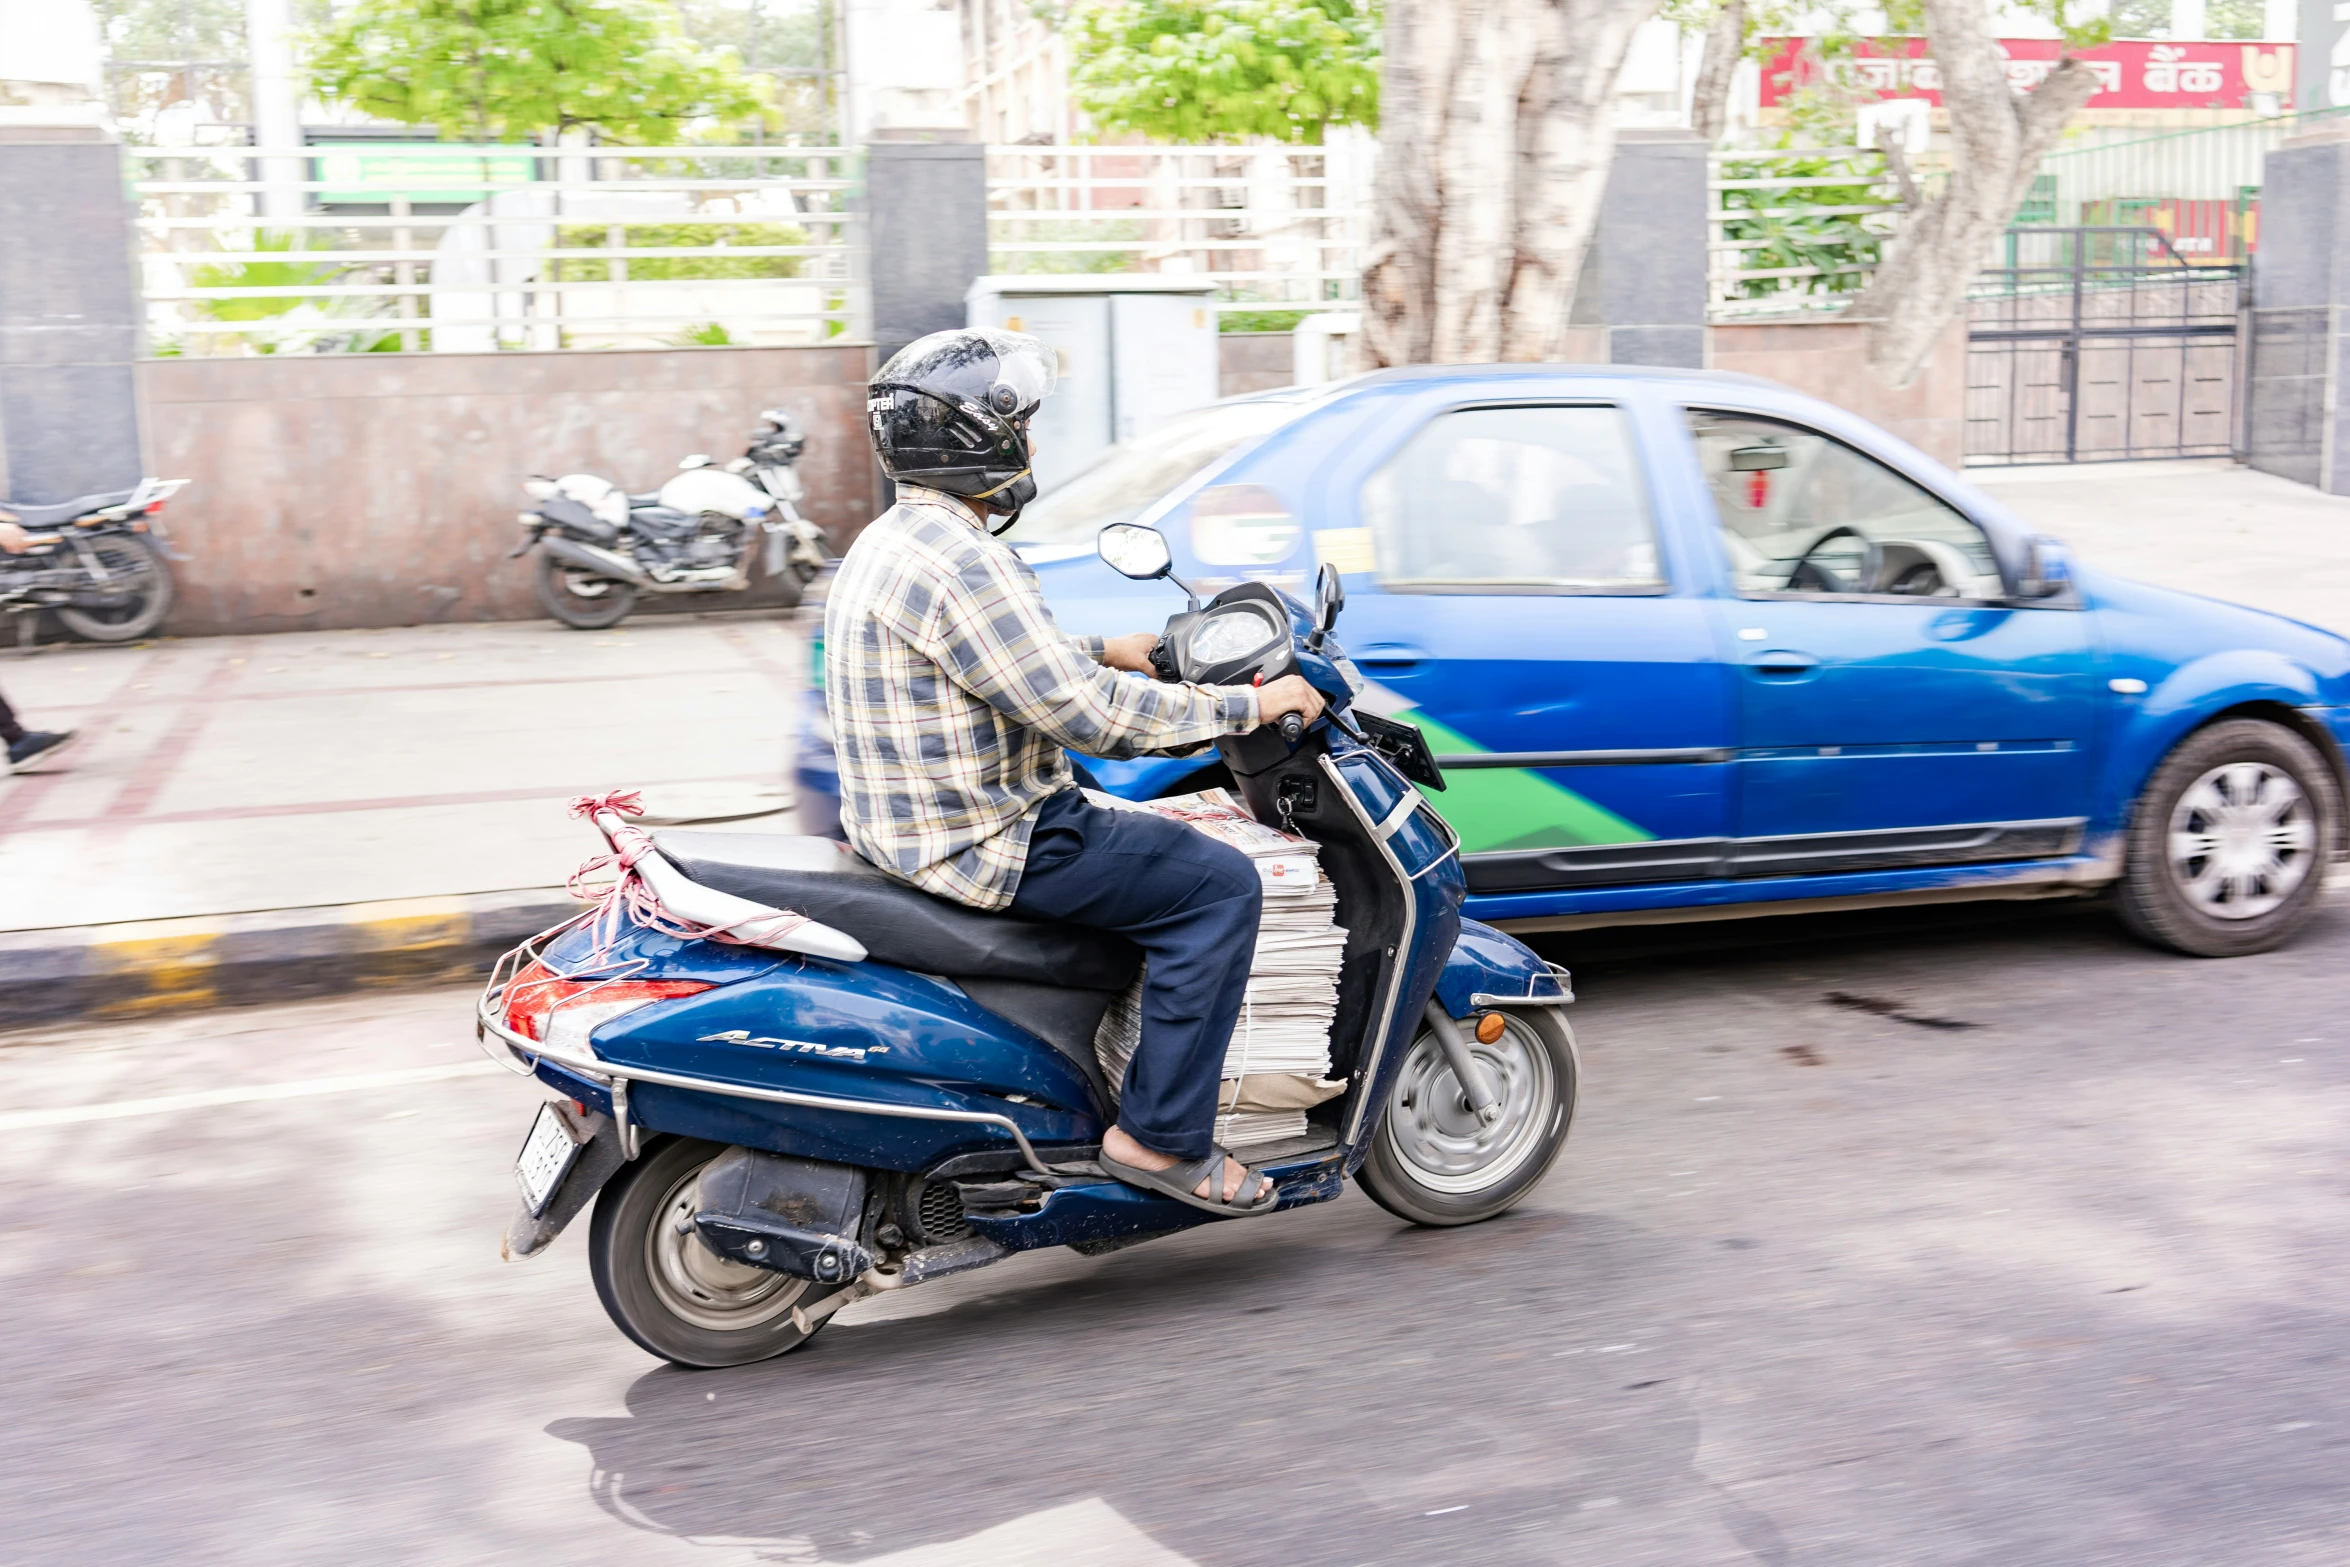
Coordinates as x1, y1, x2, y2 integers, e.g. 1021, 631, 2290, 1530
1278, 711, 1306, 744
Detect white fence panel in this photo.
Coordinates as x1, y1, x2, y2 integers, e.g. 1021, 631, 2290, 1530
984, 139, 1376, 321
127, 143, 867, 356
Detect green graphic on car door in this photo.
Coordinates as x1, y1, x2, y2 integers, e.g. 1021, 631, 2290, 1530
1381, 702, 1656, 856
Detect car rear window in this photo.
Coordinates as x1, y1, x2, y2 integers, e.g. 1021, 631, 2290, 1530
1361, 404, 1664, 592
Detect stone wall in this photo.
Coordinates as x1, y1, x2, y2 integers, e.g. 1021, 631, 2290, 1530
1707, 316, 1970, 469
135, 343, 877, 637
1219, 332, 1296, 397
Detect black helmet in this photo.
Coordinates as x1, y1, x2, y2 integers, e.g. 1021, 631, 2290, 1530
868, 328, 1057, 531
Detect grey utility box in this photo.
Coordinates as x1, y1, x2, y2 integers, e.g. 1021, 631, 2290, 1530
966, 275, 1221, 492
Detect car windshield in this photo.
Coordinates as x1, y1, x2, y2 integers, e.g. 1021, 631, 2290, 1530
1006, 400, 1305, 545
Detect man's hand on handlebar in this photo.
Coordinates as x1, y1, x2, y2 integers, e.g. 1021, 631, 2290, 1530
1099, 633, 1160, 673
1255, 675, 1327, 736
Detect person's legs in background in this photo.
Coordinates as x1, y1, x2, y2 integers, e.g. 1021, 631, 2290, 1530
1, 686, 77, 773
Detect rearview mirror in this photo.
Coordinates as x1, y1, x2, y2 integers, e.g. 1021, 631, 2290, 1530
2015, 535, 2071, 599
1098, 523, 1173, 581
1728, 445, 1789, 472
1309, 561, 1346, 648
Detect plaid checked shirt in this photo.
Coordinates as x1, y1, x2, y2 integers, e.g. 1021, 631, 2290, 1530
825, 485, 1262, 910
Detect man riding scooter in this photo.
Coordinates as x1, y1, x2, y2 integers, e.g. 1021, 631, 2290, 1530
829, 328, 1328, 1216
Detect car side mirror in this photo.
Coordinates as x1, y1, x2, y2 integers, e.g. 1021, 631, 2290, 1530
1098, 523, 1173, 580
1728, 445, 1789, 472
2015, 535, 2072, 599
1309, 561, 1345, 649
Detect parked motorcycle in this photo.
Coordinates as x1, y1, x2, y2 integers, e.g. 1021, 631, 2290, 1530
0, 477, 188, 644
516, 409, 829, 631
477, 525, 1579, 1367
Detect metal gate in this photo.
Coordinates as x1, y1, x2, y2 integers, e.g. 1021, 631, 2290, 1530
1965, 227, 2241, 465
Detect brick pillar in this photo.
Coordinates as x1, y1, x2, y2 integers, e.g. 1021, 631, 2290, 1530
2247, 119, 2350, 492
0, 129, 143, 503
864, 137, 989, 368
1570, 129, 1710, 370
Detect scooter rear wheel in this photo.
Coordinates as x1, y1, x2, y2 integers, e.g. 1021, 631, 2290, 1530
588, 1136, 837, 1367
1356, 1007, 1578, 1227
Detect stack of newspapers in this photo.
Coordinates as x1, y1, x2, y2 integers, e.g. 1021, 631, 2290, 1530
1090, 789, 1349, 1150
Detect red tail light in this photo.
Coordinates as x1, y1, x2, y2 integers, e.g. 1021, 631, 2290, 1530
503, 960, 712, 1052
144, 500, 166, 515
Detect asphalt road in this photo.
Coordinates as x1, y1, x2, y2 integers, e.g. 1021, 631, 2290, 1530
5, 900, 2347, 1567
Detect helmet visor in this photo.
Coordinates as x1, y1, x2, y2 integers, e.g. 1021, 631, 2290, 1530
981, 329, 1057, 412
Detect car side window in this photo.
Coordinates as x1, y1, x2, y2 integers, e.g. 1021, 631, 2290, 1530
1361, 404, 1665, 592
1684, 409, 2003, 600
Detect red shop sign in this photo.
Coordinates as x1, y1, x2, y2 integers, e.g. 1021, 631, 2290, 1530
1758, 37, 2296, 111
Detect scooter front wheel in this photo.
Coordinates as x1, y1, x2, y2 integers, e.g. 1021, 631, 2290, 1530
588, 1136, 836, 1368
1356, 1007, 1578, 1227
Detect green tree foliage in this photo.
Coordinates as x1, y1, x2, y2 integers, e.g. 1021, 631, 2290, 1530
304, 0, 772, 143
1069, 0, 1379, 144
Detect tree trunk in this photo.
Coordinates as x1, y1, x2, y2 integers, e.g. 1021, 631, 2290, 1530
1689, 0, 1744, 146
1361, 0, 1662, 366
1844, 0, 2098, 386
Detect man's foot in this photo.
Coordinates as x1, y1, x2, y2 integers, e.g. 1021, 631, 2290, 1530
6, 729, 77, 774
1102, 1124, 1272, 1205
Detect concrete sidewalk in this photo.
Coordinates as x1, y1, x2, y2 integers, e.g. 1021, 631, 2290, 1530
0, 612, 809, 1021
2, 612, 807, 931
1972, 458, 2350, 634
2, 457, 2344, 1023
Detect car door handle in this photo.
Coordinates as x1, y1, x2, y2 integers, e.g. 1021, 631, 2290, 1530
1742, 648, 1821, 678
1355, 644, 1430, 674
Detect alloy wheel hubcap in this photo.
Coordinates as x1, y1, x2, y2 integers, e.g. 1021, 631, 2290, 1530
1382, 1015, 1553, 1195
644, 1165, 807, 1332
2167, 761, 2315, 920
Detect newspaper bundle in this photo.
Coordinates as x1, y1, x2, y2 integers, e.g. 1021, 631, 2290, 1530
1089, 789, 1349, 1150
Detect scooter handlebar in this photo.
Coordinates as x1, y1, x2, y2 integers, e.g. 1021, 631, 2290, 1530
1278, 711, 1306, 744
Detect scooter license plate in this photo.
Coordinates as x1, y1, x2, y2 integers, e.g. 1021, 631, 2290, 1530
515, 1102, 584, 1215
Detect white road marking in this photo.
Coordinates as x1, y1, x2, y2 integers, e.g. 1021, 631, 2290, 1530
0, 1061, 508, 1130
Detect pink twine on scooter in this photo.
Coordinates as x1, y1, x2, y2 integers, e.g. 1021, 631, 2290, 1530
564, 788, 709, 950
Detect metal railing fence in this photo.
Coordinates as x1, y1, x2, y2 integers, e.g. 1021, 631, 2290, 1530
983, 140, 1376, 320
128, 143, 867, 356
1707, 146, 1911, 319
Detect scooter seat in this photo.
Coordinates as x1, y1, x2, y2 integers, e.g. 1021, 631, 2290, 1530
653, 831, 1141, 990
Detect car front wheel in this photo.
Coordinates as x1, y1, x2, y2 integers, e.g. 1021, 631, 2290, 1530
2118, 717, 2340, 957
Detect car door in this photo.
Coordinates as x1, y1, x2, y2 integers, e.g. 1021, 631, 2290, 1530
1680, 406, 2097, 877
1326, 392, 1738, 896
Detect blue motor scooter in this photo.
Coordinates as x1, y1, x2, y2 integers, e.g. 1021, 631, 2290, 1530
478, 523, 1579, 1367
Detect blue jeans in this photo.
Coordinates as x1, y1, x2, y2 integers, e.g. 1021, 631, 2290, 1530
1008, 789, 1261, 1160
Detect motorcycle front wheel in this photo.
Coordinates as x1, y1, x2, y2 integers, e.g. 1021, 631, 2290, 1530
535, 553, 637, 630
54, 533, 174, 642
1356, 1006, 1578, 1227
588, 1136, 837, 1368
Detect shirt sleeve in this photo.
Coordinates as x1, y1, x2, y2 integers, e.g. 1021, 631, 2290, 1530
918, 539, 1259, 759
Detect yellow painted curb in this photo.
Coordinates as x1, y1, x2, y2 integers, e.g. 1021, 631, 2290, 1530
86, 925, 222, 1018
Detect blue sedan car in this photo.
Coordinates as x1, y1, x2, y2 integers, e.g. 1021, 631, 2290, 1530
800, 365, 2349, 958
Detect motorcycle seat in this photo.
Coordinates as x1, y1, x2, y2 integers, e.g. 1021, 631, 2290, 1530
1, 489, 137, 525
654, 830, 1141, 991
